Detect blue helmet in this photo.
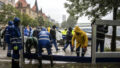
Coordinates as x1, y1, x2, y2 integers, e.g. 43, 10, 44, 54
13, 17, 20, 23
8, 21, 13, 26
13, 17, 20, 26
41, 27, 46, 31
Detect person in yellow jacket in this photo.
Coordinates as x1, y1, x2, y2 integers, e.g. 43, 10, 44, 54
72, 26, 88, 57
72, 30, 74, 35
61, 29, 67, 45
47, 27, 51, 33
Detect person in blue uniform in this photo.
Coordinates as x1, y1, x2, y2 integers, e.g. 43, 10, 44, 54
10, 17, 22, 68
24, 27, 29, 36
24, 26, 33, 37
38, 27, 52, 56
4, 21, 14, 57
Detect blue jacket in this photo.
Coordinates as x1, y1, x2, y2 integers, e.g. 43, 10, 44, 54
4, 21, 14, 44
10, 26, 21, 38
24, 27, 29, 36
24, 27, 33, 37
29, 27, 33, 37
38, 28, 51, 47
10, 25, 22, 50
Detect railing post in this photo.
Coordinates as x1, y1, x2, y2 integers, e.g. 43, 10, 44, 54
20, 25, 24, 68
38, 56, 42, 68
50, 55, 53, 67
92, 24, 97, 64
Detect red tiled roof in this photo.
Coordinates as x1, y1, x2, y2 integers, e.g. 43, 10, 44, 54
42, 13, 47, 20
32, 0, 38, 12
16, 0, 28, 7
32, 5, 36, 11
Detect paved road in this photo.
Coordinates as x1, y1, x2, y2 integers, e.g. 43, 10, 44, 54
0, 37, 119, 64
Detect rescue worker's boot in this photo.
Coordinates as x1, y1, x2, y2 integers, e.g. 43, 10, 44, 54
12, 59, 20, 68
38, 56, 42, 68
77, 53, 80, 57
81, 53, 85, 57
49, 55, 53, 67
12, 46, 20, 68
7, 46, 12, 57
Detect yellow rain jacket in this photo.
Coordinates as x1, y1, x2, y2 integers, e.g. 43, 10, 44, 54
72, 30, 74, 35
72, 26, 88, 48
47, 27, 51, 33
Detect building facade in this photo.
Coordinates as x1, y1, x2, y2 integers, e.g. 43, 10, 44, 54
15, 0, 44, 19
0, 0, 15, 6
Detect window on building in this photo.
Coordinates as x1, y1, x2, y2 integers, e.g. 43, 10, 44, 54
18, 2, 22, 7
23, 9, 26, 13
0, 1, 4, 9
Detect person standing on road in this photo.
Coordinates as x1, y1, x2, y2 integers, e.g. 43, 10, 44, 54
96, 25, 108, 52
63, 27, 73, 52
50, 25, 59, 52
47, 27, 51, 33
61, 28, 67, 45
33, 27, 41, 38
38, 27, 52, 56
10, 17, 22, 68
72, 26, 88, 57
4, 21, 14, 57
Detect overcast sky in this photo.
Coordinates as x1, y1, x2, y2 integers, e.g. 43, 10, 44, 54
15, 0, 113, 23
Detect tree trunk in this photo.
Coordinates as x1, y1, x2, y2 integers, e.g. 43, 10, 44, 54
111, 7, 118, 51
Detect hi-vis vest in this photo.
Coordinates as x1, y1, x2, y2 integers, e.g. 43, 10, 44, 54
62, 30, 67, 35
47, 27, 51, 33
72, 30, 74, 35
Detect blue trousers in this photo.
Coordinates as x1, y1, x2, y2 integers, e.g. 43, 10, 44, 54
96, 40, 104, 52
62, 35, 66, 40
38, 40, 52, 56
7, 44, 12, 56
51, 39, 59, 51
63, 42, 73, 52
76, 46, 85, 57
12, 49, 20, 68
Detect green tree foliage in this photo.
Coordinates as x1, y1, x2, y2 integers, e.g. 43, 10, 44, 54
36, 16, 54, 27
0, 4, 16, 24
61, 21, 67, 28
61, 15, 77, 28
55, 23, 59, 27
65, 0, 119, 20
0, 4, 53, 28
37, 16, 44, 26
0, 4, 39, 27
44, 21, 53, 27
65, 0, 120, 51
66, 15, 77, 28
